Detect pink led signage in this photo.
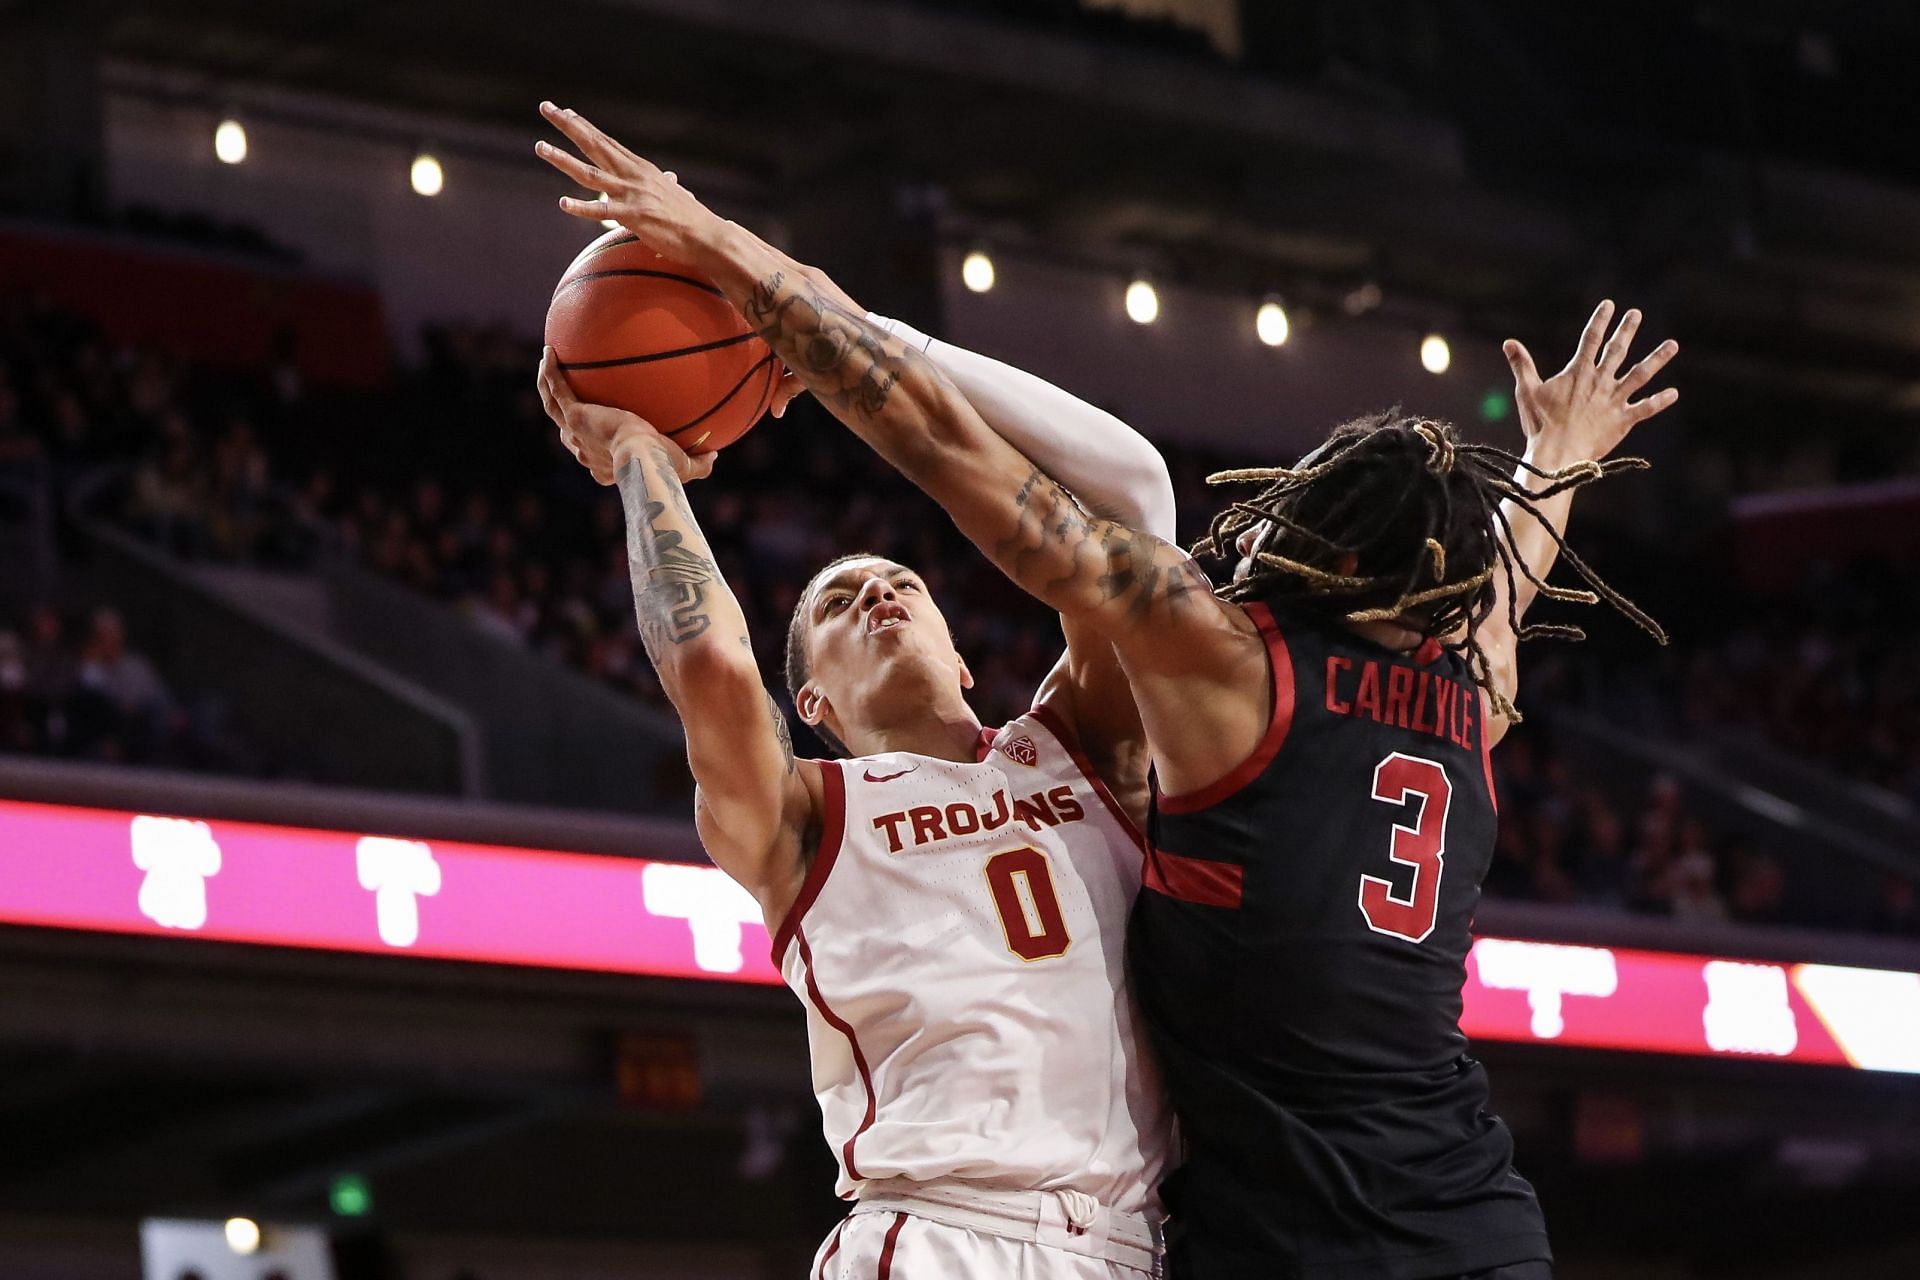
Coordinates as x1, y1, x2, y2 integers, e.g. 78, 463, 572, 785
0, 798, 783, 984
4, 799, 1917, 1073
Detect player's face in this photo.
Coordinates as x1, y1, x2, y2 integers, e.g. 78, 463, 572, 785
798, 557, 971, 729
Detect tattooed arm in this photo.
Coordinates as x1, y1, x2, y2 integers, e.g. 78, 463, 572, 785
537, 352, 816, 926
536, 102, 1271, 795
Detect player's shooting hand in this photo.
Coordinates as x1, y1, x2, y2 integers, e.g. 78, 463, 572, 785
1502, 300, 1679, 466
536, 102, 722, 262
538, 347, 716, 487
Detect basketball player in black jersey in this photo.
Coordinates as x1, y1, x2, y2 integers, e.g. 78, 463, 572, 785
548, 121, 1677, 1278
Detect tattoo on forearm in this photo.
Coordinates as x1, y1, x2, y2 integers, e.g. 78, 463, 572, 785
997, 465, 1212, 618
741, 271, 912, 422
617, 456, 718, 655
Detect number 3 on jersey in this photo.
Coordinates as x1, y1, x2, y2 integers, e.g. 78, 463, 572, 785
1358, 752, 1452, 943
984, 847, 1072, 961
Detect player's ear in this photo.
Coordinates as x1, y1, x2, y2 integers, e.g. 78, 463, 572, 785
794, 680, 830, 728
956, 654, 975, 691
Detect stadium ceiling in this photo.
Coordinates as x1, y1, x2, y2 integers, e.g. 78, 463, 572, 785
48, 0, 1920, 411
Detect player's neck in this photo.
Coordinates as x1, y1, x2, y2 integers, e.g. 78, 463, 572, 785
846, 701, 985, 763
1345, 618, 1424, 653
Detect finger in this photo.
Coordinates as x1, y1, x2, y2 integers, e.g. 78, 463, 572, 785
536, 358, 566, 426
1573, 299, 1615, 369
556, 195, 613, 221
1626, 386, 1679, 424
686, 452, 717, 481
540, 101, 619, 167
1618, 338, 1679, 397
1598, 308, 1642, 378
770, 370, 807, 418
539, 347, 578, 408
534, 139, 604, 191
1502, 340, 1542, 392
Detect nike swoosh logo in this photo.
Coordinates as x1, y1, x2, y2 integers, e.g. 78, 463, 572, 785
863, 765, 918, 783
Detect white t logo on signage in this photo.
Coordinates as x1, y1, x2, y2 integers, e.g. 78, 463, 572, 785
642, 863, 761, 973
131, 816, 222, 930
1702, 960, 1798, 1056
1473, 939, 1619, 1038
356, 837, 441, 947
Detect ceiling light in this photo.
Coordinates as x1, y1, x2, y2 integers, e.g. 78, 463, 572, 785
410, 153, 444, 197
213, 119, 247, 165
1125, 277, 1159, 325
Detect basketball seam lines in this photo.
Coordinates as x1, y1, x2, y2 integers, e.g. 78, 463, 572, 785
552, 266, 725, 299
670, 354, 777, 438
559, 329, 759, 371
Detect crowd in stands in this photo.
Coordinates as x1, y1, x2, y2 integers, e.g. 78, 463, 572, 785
0, 599, 255, 773
1, 288, 1915, 937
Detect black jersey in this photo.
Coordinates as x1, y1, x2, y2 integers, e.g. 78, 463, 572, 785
1130, 602, 1549, 1280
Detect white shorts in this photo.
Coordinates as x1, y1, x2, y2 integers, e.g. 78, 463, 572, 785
810, 1210, 1155, 1280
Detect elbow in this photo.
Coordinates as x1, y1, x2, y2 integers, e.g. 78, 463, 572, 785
656, 636, 763, 707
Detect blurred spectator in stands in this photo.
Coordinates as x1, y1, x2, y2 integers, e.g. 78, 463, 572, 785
21, 602, 76, 748
1663, 821, 1729, 922
0, 629, 30, 752
1573, 791, 1632, 909
209, 417, 272, 559
75, 607, 175, 759
128, 414, 211, 556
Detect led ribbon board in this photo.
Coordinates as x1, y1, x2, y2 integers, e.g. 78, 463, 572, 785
3, 799, 1917, 1074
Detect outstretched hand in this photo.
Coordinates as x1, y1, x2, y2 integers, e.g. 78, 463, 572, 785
537, 348, 715, 487
535, 101, 721, 264
1502, 300, 1679, 465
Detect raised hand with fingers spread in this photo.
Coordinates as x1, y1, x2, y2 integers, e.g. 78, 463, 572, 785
535, 102, 724, 263
1502, 299, 1679, 467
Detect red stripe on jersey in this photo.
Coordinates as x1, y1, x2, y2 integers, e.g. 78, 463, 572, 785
974, 725, 1000, 761
796, 926, 878, 1184
771, 759, 849, 965
816, 1219, 846, 1279
1156, 601, 1295, 815
877, 1212, 907, 1279
1028, 702, 1148, 853
1146, 845, 1245, 909
1477, 691, 1500, 815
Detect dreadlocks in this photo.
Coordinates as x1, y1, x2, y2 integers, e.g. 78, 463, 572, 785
1193, 411, 1665, 722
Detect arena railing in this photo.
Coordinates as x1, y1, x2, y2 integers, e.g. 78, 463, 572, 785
67, 468, 484, 798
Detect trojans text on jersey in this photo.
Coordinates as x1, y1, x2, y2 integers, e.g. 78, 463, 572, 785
869, 785, 1088, 854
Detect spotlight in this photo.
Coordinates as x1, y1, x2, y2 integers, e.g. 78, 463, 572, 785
213, 119, 248, 165
1256, 300, 1290, 347
1420, 333, 1451, 375
961, 250, 996, 294
223, 1218, 261, 1256
410, 153, 444, 197
1125, 277, 1159, 325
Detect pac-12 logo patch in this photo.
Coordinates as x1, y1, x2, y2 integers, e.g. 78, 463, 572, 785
1000, 734, 1039, 766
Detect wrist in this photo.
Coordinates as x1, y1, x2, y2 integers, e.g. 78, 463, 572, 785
679, 218, 758, 291
1522, 436, 1593, 474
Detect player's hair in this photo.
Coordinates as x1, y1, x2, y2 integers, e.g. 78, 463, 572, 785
783, 552, 880, 759
1192, 411, 1665, 722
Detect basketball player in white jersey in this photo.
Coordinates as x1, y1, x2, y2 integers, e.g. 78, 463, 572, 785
537, 104, 1177, 1279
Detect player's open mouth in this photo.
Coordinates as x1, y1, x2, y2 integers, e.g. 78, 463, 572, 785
867, 602, 911, 636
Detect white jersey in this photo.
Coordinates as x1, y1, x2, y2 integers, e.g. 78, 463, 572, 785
772, 706, 1175, 1215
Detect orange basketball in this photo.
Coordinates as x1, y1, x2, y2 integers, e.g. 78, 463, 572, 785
544, 229, 778, 455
